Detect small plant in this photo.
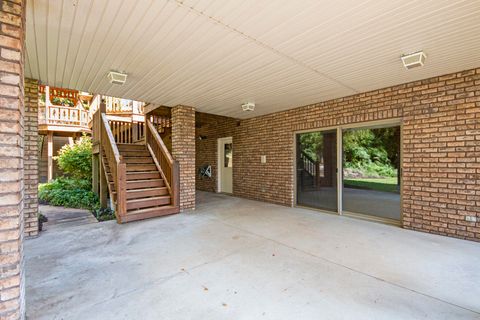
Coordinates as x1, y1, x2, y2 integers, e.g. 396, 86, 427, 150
51, 97, 74, 107
38, 213, 48, 232
93, 207, 116, 222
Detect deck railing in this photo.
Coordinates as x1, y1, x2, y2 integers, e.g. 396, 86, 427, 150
39, 101, 89, 129
104, 96, 144, 115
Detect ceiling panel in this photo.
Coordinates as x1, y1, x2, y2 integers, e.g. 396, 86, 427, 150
26, 0, 480, 118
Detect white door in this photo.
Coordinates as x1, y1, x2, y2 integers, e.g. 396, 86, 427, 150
218, 137, 233, 193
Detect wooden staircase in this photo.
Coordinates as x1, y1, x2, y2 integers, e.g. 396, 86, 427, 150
92, 103, 179, 224
102, 144, 177, 222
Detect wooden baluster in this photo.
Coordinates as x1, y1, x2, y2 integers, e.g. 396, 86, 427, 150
120, 122, 124, 143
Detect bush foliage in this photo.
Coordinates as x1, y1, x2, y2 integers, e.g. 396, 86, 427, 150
39, 135, 99, 210
343, 127, 399, 177
55, 135, 92, 180
38, 177, 99, 210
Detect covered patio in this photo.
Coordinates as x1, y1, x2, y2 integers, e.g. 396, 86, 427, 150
26, 192, 480, 319
1, 1, 479, 319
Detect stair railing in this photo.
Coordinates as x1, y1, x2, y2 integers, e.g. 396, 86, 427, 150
108, 119, 145, 144
145, 115, 179, 209
300, 151, 317, 177
101, 113, 127, 218
92, 106, 127, 219
87, 94, 101, 122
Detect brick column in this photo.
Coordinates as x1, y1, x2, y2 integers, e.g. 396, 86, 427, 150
0, 0, 27, 319
171, 105, 196, 211
24, 78, 38, 237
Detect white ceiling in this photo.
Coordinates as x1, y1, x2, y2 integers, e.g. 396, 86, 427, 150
26, 0, 480, 118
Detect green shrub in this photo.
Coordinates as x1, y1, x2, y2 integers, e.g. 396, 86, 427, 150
38, 177, 99, 210
51, 97, 74, 107
93, 208, 116, 222
55, 135, 92, 180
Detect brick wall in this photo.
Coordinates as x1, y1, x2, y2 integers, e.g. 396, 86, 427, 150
195, 112, 237, 192
0, 0, 26, 319
232, 68, 480, 242
24, 78, 38, 237
172, 105, 196, 211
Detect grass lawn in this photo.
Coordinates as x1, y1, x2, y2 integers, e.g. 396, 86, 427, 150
344, 177, 399, 193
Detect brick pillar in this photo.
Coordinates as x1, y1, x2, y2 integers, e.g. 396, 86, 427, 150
24, 78, 38, 237
171, 105, 196, 211
0, 0, 27, 319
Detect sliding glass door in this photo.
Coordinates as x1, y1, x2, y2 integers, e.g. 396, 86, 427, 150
295, 122, 401, 223
296, 129, 338, 212
342, 125, 401, 221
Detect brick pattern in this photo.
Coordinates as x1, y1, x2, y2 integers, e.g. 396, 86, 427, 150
195, 112, 237, 192
0, 0, 26, 319
231, 68, 480, 242
402, 70, 480, 240
172, 105, 196, 211
24, 78, 38, 237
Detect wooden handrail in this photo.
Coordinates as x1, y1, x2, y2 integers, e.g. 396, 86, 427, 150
300, 150, 317, 178
145, 117, 179, 208
92, 107, 127, 219
147, 119, 173, 163
101, 113, 122, 163
87, 94, 101, 121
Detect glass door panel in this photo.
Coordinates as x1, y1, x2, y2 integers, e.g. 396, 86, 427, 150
296, 129, 338, 212
342, 126, 401, 220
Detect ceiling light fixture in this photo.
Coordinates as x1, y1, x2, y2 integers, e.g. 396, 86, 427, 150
401, 51, 426, 69
241, 102, 255, 112
108, 71, 128, 85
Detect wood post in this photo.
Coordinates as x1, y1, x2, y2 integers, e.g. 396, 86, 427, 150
92, 154, 99, 196
99, 102, 108, 208
45, 85, 50, 120
47, 131, 53, 182
99, 158, 108, 208
116, 161, 127, 219
132, 121, 138, 142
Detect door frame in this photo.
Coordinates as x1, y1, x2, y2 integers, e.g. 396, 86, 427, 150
293, 118, 403, 225
217, 137, 233, 193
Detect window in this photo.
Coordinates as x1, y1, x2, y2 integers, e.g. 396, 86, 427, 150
224, 143, 232, 168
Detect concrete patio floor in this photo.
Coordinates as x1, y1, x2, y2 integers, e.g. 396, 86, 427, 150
39, 205, 97, 231
25, 192, 480, 319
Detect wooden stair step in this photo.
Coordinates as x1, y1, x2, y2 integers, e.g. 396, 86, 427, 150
126, 187, 169, 199
120, 150, 150, 157
120, 205, 179, 223
126, 196, 171, 210
117, 143, 147, 151
127, 179, 165, 189
126, 164, 157, 172
112, 187, 168, 200
124, 157, 154, 164
126, 171, 161, 180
